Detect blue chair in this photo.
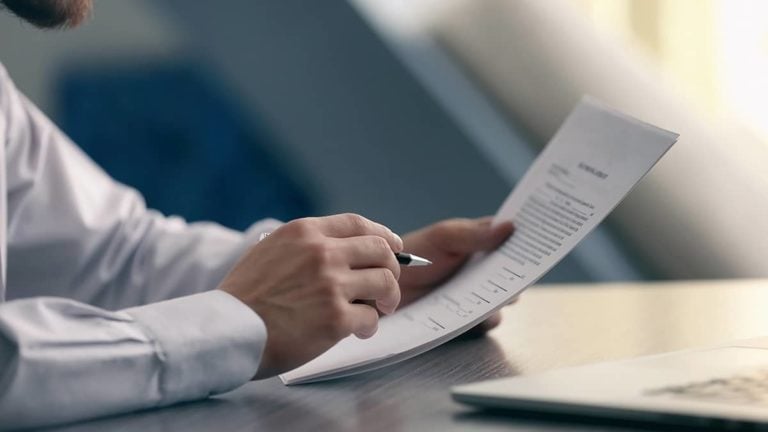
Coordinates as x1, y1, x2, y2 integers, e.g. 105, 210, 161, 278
55, 62, 314, 230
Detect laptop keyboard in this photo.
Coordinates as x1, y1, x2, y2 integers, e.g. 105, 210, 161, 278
645, 369, 768, 405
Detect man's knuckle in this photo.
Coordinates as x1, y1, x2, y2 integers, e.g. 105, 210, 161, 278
381, 268, 397, 288
316, 270, 342, 293
345, 213, 369, 231
440, 218, 464, 231
285, 218, 314, 236
436, 218, 474, 243
369, 236, 390, 253
432, 221, 455, 238
388, 255, 401, 280
383, 270, 401, 303
305, 241, 334, 266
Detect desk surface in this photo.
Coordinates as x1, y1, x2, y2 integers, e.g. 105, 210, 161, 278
51, 279, 768, 432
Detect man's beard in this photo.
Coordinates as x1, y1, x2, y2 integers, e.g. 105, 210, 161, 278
1, 0, 92, 28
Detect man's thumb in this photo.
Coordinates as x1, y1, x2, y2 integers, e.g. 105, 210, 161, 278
480, 218, 514, 251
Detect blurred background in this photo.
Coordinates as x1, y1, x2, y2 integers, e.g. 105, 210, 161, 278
1, 0, 767, 283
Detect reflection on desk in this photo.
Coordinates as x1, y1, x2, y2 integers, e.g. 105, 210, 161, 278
47, 279, 768, 432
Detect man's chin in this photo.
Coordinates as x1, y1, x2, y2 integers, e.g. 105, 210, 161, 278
1, 0, 92, 29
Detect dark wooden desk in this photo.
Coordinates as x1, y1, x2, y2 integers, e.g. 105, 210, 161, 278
50, 279, 768, 432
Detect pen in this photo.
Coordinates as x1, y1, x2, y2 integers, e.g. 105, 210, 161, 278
395, 252, 432, 267
259, 232, 432, 266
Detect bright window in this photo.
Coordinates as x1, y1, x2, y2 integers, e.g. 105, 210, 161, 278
575, 0, 768, 141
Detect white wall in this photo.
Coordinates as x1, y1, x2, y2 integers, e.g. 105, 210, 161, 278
437, 0, 768, 278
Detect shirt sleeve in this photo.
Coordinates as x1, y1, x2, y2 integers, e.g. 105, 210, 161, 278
1, 63, 283, 310
0, 290, 266, 430
0, 64, 277, 428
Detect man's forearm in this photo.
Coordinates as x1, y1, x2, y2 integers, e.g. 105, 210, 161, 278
0, 291, 265, 430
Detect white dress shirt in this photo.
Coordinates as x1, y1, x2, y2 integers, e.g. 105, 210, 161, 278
0, 63, 277, 430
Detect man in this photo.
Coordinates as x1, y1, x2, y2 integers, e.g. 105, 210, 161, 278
0, 1, 514, 429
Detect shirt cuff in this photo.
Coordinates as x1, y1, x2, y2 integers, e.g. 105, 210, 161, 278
124, 290, 265, 404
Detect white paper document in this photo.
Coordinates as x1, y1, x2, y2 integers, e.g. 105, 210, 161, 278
280, 97, 678, 385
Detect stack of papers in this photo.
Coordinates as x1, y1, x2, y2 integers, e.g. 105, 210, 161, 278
281, 97, 678, 385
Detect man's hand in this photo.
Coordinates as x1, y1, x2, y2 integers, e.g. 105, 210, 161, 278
398, 217, 515, 333
218, 214, 403, 379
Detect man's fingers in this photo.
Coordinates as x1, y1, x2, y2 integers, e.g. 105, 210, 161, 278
336, 236, 401, 279
343, 268, 401, 314
347, 303, 380, 339
432, 217, 514, 255
311, 214, 403, 252
484, 219, 515, 250
476, 311, 502, 332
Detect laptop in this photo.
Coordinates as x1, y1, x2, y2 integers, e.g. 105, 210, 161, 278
452, 337, 768, 427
